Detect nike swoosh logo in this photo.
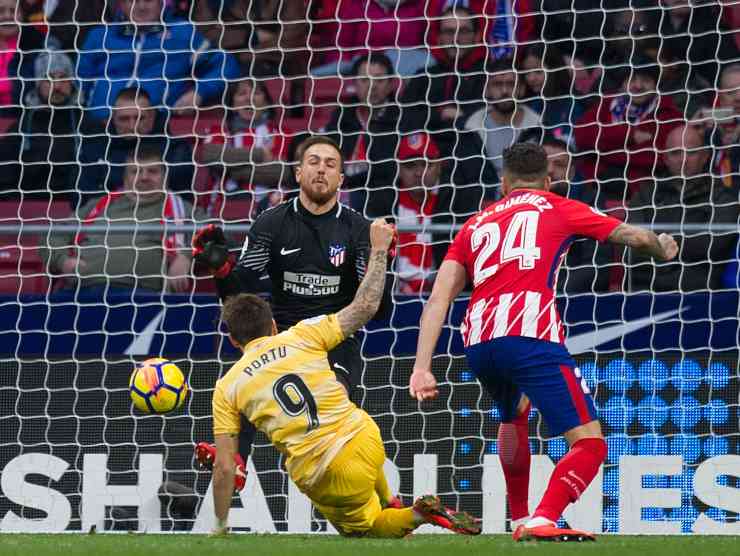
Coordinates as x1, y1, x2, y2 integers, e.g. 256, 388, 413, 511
280, 247, 301, 256
125, 309, 165, 356
333, 363, 349, 375
567, 470, 587, 488
565, 308, 685, 355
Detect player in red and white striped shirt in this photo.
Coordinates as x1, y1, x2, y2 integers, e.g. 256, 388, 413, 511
409, 143, 678, 542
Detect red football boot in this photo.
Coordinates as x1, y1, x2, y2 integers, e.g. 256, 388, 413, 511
513, 523, 596, 542
413, 495, 481, 535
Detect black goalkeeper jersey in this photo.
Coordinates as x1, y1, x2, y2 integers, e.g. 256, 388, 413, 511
216, 197, 391, 330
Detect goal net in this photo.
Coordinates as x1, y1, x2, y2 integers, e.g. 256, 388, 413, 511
0, 0, 738, 535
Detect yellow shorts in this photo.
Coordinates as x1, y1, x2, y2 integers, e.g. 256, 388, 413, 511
304, 416, 386, 536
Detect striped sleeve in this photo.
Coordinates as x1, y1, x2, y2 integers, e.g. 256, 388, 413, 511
238, 215, 273, 274
354, 217, 371, 280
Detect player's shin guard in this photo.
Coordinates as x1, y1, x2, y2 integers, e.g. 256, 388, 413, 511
498, 402, 531, 521
368, 508, 417, 538
532, 437, 607, 523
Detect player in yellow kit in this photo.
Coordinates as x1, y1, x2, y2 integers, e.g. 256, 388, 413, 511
210, 219, 480, 537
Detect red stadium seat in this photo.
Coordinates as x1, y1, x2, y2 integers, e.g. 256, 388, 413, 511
169, 108, 226, 138
220, 199, 253, 223
307, 76, 357, 105
220, 199, 252, 248
0, 200, 71, 294
284, 105, 335, 134
0, 117, 16, 134
261, 77, 290, 109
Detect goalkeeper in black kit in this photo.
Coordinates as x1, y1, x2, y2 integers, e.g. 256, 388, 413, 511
191, 135, 396, 501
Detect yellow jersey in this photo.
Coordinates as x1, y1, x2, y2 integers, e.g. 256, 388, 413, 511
212, 314, 368, 490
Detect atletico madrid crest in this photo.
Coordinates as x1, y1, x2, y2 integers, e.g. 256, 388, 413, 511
408, 133, 423, 149
329, 244, 346, 267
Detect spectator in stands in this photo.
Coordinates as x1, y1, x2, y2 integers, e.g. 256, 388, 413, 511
78, 87, 194, 204
656, 0, 739, 88
197, 78, 290, 218
0, 0, 45, 112
46, 0, 110, 51
401, 5, 486, 143
462, 57, 542, 175
325, 53, 423, 212
657, 48, 715, 118
518, 43, 579, 130
627, 125, 739, 292
722, 0, 740, 53
192, 0, 308, 77
708, 64, 740, 190
41, 146, 200, 294
539, 0, 606, 63
427, 0, 537, 62
540, 133, 613, 293
312, 0, 427, 65
0, 51, 90, 203
603, 3, 659, 76
367, 133, 482, 293
574, 56, 682, 204
542, 132, 583, 200
563, 46, 604, 107
77, 0, 240, 121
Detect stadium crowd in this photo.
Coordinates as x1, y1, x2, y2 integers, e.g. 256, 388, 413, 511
0, 0, 737, 294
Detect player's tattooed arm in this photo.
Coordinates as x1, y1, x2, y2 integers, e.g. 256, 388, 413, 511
607, 223, 678, 262
337, 248, 388, 337
337, 220, 396, 337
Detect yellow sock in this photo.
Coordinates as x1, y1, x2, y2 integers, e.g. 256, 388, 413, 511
374, 468, 393, 506
368, 508, 417, 538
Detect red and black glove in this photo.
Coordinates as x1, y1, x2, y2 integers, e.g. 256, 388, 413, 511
195, 442, 247, 493
191, 224, 235, 279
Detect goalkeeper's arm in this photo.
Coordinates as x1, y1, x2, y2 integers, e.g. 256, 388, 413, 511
191, 224, 267, 300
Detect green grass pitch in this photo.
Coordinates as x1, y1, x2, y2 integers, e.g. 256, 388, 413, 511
0, 534, 737, 556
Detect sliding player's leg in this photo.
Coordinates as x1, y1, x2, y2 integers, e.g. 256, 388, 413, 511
328, 339, 399, 507
373, 464, 399, 509
512, 361, 605, 542
368, 464, 481, 536
308, 415, 479, 537
307, 418, 406, 537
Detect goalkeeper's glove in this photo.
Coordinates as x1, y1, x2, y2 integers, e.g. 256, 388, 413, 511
192, 224, 235, 279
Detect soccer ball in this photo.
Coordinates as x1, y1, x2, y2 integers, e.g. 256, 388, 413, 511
129, 358, 188, 414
